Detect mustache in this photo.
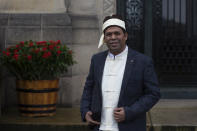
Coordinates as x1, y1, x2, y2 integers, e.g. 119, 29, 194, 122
109, 40, 119, 43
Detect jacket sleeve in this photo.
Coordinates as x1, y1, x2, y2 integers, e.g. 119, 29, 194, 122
124, 58, 160, 121
80, 55, 95, 122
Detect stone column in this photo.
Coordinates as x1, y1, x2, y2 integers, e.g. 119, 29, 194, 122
97, 0, 116, 30
97, 0, 116, 52
0, 0, 69, 13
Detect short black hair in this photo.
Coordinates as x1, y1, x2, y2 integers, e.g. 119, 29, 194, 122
103, 14, 124, 23
103, 14, 126, 34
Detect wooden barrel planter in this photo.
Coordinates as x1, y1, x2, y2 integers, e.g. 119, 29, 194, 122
16, 79, 59, 117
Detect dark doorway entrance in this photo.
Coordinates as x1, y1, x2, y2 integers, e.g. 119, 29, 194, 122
117, 0, 197, 88
117, 0, 145, 53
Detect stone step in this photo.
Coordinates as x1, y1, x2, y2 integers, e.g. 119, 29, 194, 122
0, 107, 91, 131
0, 99, 197, 131
161, 88, 197, 99
0, 124, 196, 131
0, 124, 90, 131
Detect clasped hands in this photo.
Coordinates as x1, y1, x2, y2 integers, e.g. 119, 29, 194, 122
85, 107, 125, 125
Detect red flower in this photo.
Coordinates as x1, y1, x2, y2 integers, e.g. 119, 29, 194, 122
42, 47, 47, 51
42, 51, 51, 58
42, 43, 47, 47
34, 48, 40, 53
47, 52, 52, 57
50, 40, 55, 44
20, 42, 24, 47
57, 50, 61, 55
27, 55, 32, 60
56, 40, 61, 44
0, 40, 74, 80
16, 44, 20, 48
40, 41, 47, 44
42, 52, 48, 58
14, 49, 18, 54
3, 51, 10, 56
20, 41, 24, 45
13, 54, 19, 60
49, 45, 54, 50
37, 41, 47, 45
53, 40, 61, 45
29, 42, 34, 47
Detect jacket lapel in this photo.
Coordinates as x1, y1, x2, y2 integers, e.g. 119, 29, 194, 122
118, 48, 137, 106
97, 51, 108, 87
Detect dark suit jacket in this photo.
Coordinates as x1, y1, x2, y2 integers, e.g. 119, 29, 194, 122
80, 47, 160, 131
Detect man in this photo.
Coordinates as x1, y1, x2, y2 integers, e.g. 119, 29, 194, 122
80, 15, 160, 131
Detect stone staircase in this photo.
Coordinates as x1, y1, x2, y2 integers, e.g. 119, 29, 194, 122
1, 99, 197, 131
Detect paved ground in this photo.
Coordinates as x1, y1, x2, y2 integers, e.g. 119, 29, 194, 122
149, 99, 197, 126
0, 99, 197, 131
0, 107, 85, 125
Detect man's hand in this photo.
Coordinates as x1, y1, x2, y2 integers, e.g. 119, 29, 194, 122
85, 111, 100, 125
114, 107, 125, 122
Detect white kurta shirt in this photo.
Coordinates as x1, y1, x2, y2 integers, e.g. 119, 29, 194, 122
99, 46, 128, 131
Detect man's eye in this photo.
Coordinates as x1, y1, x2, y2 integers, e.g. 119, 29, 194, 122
106, 33, 112, 37
114, 32, 120, 35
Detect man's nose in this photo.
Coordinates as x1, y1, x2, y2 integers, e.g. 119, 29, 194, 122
111, 33, 117, 39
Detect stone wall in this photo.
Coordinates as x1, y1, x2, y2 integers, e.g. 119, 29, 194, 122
0, 13, 73, 108
60, 14, 99, 107
62, 0, 116, 107
0, 0, 67, 13
0, 0, 116, 109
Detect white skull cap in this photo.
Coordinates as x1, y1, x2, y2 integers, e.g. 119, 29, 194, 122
98, 18, 126, 48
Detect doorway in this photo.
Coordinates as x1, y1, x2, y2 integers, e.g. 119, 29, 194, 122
117, 0, 197, 87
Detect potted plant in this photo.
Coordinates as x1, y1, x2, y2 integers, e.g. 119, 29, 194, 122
0, 40, 75, 117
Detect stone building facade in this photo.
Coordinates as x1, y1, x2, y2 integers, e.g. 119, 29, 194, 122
0, 0, 117, 110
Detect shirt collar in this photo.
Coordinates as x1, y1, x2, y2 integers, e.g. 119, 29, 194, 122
108, 46, 128, 59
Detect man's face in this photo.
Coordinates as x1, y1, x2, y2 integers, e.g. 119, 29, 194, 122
104, 26, 128, 55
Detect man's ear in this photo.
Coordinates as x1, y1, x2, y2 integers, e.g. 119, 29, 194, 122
124, 32, 128, 41
103, 36, 106, 43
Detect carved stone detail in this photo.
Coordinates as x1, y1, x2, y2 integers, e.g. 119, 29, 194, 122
103, 0, 116, 17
